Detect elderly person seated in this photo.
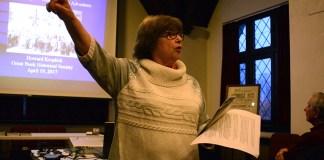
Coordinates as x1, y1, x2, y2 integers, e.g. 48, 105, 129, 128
275, 92, 324, 160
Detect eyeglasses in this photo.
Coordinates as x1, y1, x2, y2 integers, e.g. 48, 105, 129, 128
160, 31, 184, 40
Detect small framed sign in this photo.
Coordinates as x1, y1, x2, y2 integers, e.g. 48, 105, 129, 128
226, 84, 260, 114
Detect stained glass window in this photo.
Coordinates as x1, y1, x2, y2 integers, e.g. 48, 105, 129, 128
255, 58, 271, 120
239, 24, 246, 53
255, 16, 271, 49
238, 16, 272, 120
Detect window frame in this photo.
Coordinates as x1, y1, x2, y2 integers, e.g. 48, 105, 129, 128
221, 4, 290, 132
238, 11, 277, 121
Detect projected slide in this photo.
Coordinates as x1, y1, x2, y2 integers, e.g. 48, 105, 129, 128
0, 0, 106, 82
0, 0, 112, 98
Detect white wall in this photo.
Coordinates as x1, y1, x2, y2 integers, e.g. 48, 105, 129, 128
116, 0, 146, 59
289, 0, 324, 134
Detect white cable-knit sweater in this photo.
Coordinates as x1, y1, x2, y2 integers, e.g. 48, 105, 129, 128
79, 37, 209, 160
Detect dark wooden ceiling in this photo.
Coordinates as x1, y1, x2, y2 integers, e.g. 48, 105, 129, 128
140, 0, 219, 34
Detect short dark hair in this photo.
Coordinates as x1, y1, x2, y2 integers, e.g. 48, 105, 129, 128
133, 15, 183, 60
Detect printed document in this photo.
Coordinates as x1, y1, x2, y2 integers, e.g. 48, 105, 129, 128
192, 109, 261, 158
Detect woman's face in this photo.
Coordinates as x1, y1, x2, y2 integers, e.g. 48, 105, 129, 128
304, 96, 317, 123
151, 31, 183, 68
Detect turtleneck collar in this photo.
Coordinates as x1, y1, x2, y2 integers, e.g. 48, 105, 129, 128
138, 59, 188, 87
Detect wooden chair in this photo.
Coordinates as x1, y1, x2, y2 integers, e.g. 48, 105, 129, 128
268, 133, 300, 160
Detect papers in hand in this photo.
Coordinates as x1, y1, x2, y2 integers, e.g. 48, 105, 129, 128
198, 97, 236, 135
192, 97, 261, 158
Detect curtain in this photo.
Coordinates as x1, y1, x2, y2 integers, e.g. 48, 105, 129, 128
220, 22, 239, 104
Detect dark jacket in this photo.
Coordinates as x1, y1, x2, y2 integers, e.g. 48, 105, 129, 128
285, 123, 324, 160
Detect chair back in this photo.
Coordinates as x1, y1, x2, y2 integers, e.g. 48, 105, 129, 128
268, 133, 300, 160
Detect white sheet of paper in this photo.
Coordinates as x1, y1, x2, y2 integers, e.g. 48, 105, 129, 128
192, 109, 261, 158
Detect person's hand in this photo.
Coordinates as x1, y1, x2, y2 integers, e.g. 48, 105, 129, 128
46, 0, 75, 22
46, 0, 91, 56
275, 148, 288, 160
